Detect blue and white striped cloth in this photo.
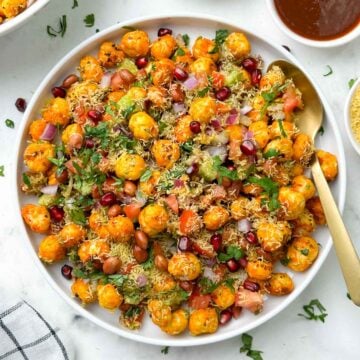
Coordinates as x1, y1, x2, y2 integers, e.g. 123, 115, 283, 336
0, 295, 74, 360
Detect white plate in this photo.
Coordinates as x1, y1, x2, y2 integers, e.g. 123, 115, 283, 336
0, 0, 49, 37
14, 14, 346, 347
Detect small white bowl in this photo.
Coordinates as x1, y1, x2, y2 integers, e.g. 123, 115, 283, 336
266, 0, 360, 47
345, 78, 360, 156
0, 0, 49, 37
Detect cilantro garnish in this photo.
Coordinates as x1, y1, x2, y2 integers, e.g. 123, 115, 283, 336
197, 86, 210, 97
323, 65, 333, 77
22, 173, 31, 187
277, 119, 287, 137
0, 165, 4, 177
300, 248, 309, 256
69, 208, 87, 225
213, 156, 239, 183
298, 299, 328, 323
348, 78, 357, 89
199, 277, 219, 294
181, 141, 193, 153
84, 13, 95, 28
215, 29, 229, 46
5, 119, 14, 128
161, 346, 169, 355
318, 125, 324, 136
72, 0, 78, 8
108, 274, 127, 288
121, 103, 136, 120
85, 122, 109, 148
248, 176, 280, 211
280, 257, 290, 266
140, 168, 152, 182
263, 148, 280, 159
182, 34, 190, 46
174, 47, 185, 57
240, 333, 263, 360
218, 245, 244, 262
47, 15, 67, 37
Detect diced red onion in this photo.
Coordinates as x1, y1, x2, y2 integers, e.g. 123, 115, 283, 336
136, 274, 148, 287
226, 113, 238, 125
172, 102, 186, 114
203, 267, 218, 281
173, 179, 184, 188
183, 75, 199, 90
210, 119, 221, 131
240, 105, 253, 115
237, 219, 252, 233
244, 130, 254, 140
213, 131, 229, 145
203, 258, 217, 268
40, 123, 57, 141
135, 191, 147, 207
205, 145, 227, 162
40, 184, 58, 195
100, 72, 112, 88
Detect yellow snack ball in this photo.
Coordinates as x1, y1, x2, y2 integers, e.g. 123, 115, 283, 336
120, 30, 150, 58
161, 309, 188, 335
292, 209, 316, 237
260, 66, 286, 90
59, 223, 86, 248
211, 284, 235, 310
23, 142, 55, 173
1, 0, 26, 18
174, 115, 194, 143
189, 57, 216, 76
265, 273, 294, 296
107, 216, 134, 242
128, 111, 159, 140
138, 203, 169, 236
291, 175, 316, 201
316, 150, 338, 182
42, 97, 70, 127
38, 235, 66, 263
292, 133, 313, 165
127, 86, 147, 100
79, 55, 104, 83
153, 275, 177, 293
306, 196, 326, 225
189, 96, 216, 123
287, 236, 319, 272
151, 58, 175, 87
256, 221, 291, 252
147, 86, 167, 108
264, 138, 293, 160
246, 260, 273, 280
29, 119, 48, 141
97, 284, 123, 310
78, 240, 110, 263
230, 197, 250, 220
61, 123, 83, 153
138, 170, 161, 196
203, 205, 229, 231
21, 204, 50, 234
115, 153, 146, 181
225, 32, 251, 59
226, 124, 244, 142
71, 279, 96, 304
192, 37, 219, 62
88, 210, 110, 238
151, 34, 177, 60
249, 121, 270, 149
148, 299, 172, 328
269, 120, 296, 139
168, 252, 202, 281
98, 41, 124, 68
151, 140, 180, 169
189, 308, 218, 336
278, 187, 306, 220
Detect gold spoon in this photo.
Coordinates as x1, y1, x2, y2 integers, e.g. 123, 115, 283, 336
268, 59, 360, 306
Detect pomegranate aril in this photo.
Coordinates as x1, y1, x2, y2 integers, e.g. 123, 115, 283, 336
135, 57, 148, 69
49, 206, 64, 222
239, 257, 248, 268
240, 140, 257, 155
210, 233, 222, 252
251, 69, 262, 86
243, 279, 260, 292
226, 258, 240, 272
100, 192, 117, 207
219, 309, 232, 325
158, 27, 172, 37
174, 67, 189, 81
88, 109, 102, 123
241, 57, 258, 72
85, 138, 95, 148
61, 264, 73, 280
215, 87, 231, 101
190, 121, 201, 134
15, 98, 26, 112
246, 231, 258, 245
186, 163, 199, 175
51, 86, 66, 98
178, 236, 192, 252
232, 306, 243, 319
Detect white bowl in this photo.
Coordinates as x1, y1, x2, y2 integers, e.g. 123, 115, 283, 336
266, 0, 360, 47
344, 78, 360, 155
0, 0, 49, 37
13, 14, 347, 347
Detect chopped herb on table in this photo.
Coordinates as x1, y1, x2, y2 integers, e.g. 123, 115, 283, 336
47, 15, 67, 37
84, 13, 95, 27
0, 165, 4, 177
5, 119, 14, 129
240, 333, 263, 360
298, 299, 328, 322
318, 126, 324, 136
348, 78, 357, 89
161, 346, 169, 354
72, 0, 78, 9
323, 65, 333, 77
182, 33, 190, 46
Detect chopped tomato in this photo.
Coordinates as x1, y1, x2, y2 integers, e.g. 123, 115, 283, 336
283, 85, 302, 114
211, 71, 225, 90
188, 286, 212, 309
235, 288, 264, 313
123, 202, 141, 221
192, 241, 216, 258
164, 194, 179, 214
179, 209, 201, 235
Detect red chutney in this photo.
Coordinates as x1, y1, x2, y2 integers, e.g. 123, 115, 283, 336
274, 0, 360, 41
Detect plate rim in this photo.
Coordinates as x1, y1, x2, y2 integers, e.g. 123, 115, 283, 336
13, 13, 347, 347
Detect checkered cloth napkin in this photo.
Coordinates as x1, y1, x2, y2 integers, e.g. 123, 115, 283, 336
0, 294, 74, 360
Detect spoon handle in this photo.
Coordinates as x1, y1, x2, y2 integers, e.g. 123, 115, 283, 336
312, 158, 360, 305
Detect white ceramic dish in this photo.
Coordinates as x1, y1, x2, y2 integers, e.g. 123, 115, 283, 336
344, 78, 360, 156
14, 14, 346, 347
266, 0, 360, 48
0, 0, 49, 37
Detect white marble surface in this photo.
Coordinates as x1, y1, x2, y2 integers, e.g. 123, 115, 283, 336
1, 0, 360, 358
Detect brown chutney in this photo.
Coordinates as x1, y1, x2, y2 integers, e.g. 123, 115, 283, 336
274, 0, 360, 41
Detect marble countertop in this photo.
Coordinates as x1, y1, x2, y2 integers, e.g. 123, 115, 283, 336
1, 0, 360, 358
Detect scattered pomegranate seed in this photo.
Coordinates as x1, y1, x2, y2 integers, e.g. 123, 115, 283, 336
243, 279, 260, 292
87, 109, 102, 123
240, 140, 257, 155
231, 306, 242, 319
174, 67, 189, 81
210, 233, 222, 252
100, 192, 117, 207
85, 138, 95, 148
238, 257, 248, 268
246, 231, 258, 245
190, 121, 201, 134
251, 69, 262, 86
135, 57, 148, 69
158, 27, 172, 37
49, 206, 64, 222
226, 259, 240, 272
219, 309, 233, 325
178, 236, 192, 252
15, 98, 26, 112
51, 86, 66, 98
186, 163, 199, 175
61, 264, 73, 280
215, 87, 231, 101
241, 57, 258, 72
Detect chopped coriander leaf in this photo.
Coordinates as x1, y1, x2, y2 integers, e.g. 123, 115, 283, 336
182, 34, 190, 46
108, 274, 127, 288
161, 346, 169, 354
298, 299, 328, 323
22, 173, 31, 186
69, 208, 87, 225
263, 148, 280, 158
47, 15, 67, 37
215, 29, 229, 46
301, 248, 309, 256
5, 119, 14, 128
174, 47, 185, 57
218, 245, 244, 262
277, 119, 287, 137
197, 86, 210, 97
140, 168, 152, 182
199, 277, 219, 294
348, 78, 357, 89
318, 125, 324, 136
122, 25, 136, 31
84, 13, 95, 27
347, 292, 351, 300
323, 65, 333, 77
84, 122, 109, 148
248, 176, 280, 211
0, 165, 4, 177
240, 333, 263, 360
72, 0, 78, 9
122, 104, 136, 120
213, 156, 239, 183
280, 257, 290, 266
181, 141, 193, 153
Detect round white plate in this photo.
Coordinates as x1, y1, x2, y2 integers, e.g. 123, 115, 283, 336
14, 14, 346, 347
